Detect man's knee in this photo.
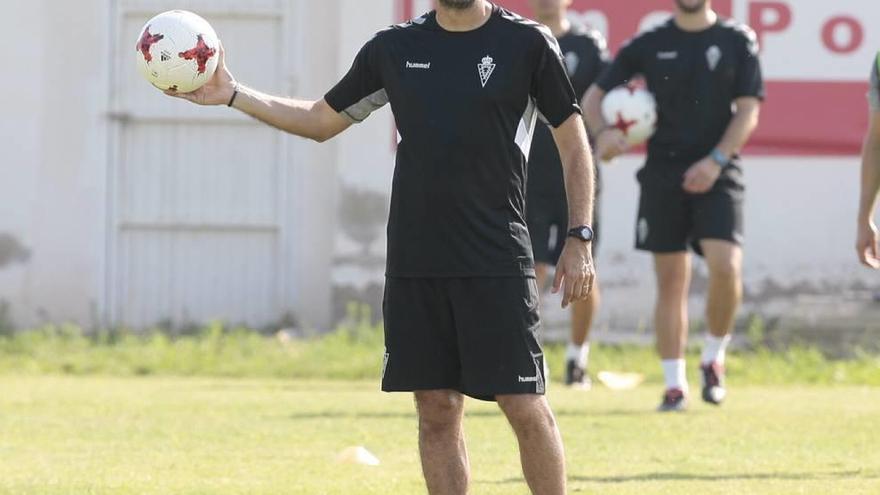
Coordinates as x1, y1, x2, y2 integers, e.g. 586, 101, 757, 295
653, 253, 690, 291
415, 390, 464, 434
708, 257, 740, 281
703, 243, 742, 281
496, 394, 556, 433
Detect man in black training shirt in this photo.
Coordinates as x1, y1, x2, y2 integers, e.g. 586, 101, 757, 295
166, 1, 596, 493
584, 0, 762, 412
527, 0, 608, 389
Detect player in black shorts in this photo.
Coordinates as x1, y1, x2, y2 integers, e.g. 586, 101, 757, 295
857, 53, 880, 269
526, 0, 608, 388
165, 1, 596, 493
584, 0, 763, 411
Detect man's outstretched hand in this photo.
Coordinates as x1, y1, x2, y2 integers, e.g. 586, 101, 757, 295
552, 239, 595, 309
857, 219, 880, 269
165, 41, 236, 106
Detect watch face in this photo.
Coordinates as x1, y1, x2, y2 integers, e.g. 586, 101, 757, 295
572, 227, 593, 241
569, 226, 593, 241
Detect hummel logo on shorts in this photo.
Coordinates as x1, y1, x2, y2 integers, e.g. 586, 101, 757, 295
406, 61, 431, 69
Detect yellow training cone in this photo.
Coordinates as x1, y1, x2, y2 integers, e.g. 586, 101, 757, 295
337, 446, 381, 466
597, 371, 645, 391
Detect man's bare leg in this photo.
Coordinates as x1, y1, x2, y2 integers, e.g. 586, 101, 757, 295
415, 390, 469, 495
653, 252, 692, 410
536, 263, 598, 386
697, 239, 743, 404
570, 281, 599, 347
496, 394, 566, 495
700, 240, 742, 340
654, 252, 692, 360
565, 281, 598, 386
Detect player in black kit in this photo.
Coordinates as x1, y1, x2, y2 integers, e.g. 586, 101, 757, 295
165, 1, 596, 493
584, 0, 763, 411
527, 0, 608, 389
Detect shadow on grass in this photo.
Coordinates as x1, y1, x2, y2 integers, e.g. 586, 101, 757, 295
479, 469, 875, 485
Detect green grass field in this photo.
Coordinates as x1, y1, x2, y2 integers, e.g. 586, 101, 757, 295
1, 376, 878, 494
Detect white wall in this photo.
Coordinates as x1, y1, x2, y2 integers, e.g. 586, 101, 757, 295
0, 0, 110, 327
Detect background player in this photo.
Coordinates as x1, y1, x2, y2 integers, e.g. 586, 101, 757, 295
857, 53, 880, 269
584, 0, 763, 411
165, 0, 596, 492
527, 0, 608, 388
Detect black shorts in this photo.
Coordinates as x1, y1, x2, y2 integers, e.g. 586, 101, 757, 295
527, 183, 601, 266
381, 277, 546, 401
635, 163, 744, 255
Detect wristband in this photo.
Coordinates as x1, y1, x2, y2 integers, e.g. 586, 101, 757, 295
710, 148, 731, 168
227, 84, 240, 107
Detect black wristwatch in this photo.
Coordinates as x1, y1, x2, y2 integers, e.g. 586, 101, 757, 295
567, 225, 595, 242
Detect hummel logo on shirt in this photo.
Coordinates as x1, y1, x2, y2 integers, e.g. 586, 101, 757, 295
406, 61, 431, 69
657, 51, 678, 60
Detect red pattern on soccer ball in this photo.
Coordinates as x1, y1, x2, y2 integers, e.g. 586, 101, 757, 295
613, 112, 637, 136
136, 26, 164, 63
179, 35, 216, 74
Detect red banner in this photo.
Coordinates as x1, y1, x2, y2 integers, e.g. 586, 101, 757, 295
400, 0, 874, 156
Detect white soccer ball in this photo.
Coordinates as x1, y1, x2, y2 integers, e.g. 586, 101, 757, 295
601, 86, 658, 146
135, 10, 219, 93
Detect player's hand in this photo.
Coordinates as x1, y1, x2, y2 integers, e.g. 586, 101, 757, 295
683, 157, 722, 194
552, 239, 595, 309
165, 41, 236, 106
595, 128, 629, 162
856, 219, 880, 269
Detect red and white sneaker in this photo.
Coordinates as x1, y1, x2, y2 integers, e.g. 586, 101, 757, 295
701, 362, 727, 405
657, 388, 688, 412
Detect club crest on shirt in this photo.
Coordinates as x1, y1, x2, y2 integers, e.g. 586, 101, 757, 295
706, 45, 722, 71
564, 51, 580, 76
478, 54, 496, 88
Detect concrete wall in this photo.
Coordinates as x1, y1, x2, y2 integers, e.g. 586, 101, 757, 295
0, 0, 110, 328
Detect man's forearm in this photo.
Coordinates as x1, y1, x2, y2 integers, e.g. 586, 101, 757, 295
715, 100, 760, 158
552, 114, 595, 227
561, 146, 595, 228
232, 85, 335, 142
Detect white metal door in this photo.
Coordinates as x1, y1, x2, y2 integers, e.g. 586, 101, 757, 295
109, 0, 294, 328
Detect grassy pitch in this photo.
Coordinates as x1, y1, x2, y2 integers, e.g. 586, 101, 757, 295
0, 376, 878, 494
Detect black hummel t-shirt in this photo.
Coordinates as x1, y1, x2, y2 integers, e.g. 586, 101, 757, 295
325, 5, 581, 278
529, 24, 609, 198
596, 18, 764, 167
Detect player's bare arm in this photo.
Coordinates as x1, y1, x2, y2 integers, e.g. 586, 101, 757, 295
857, 109, 880, 269
583, 85, 628, 161
165, 43, 351, 142
550, 113, 596, 309
682, 97, 760, 193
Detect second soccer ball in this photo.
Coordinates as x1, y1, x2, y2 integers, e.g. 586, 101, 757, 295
601, 85, 658, 146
